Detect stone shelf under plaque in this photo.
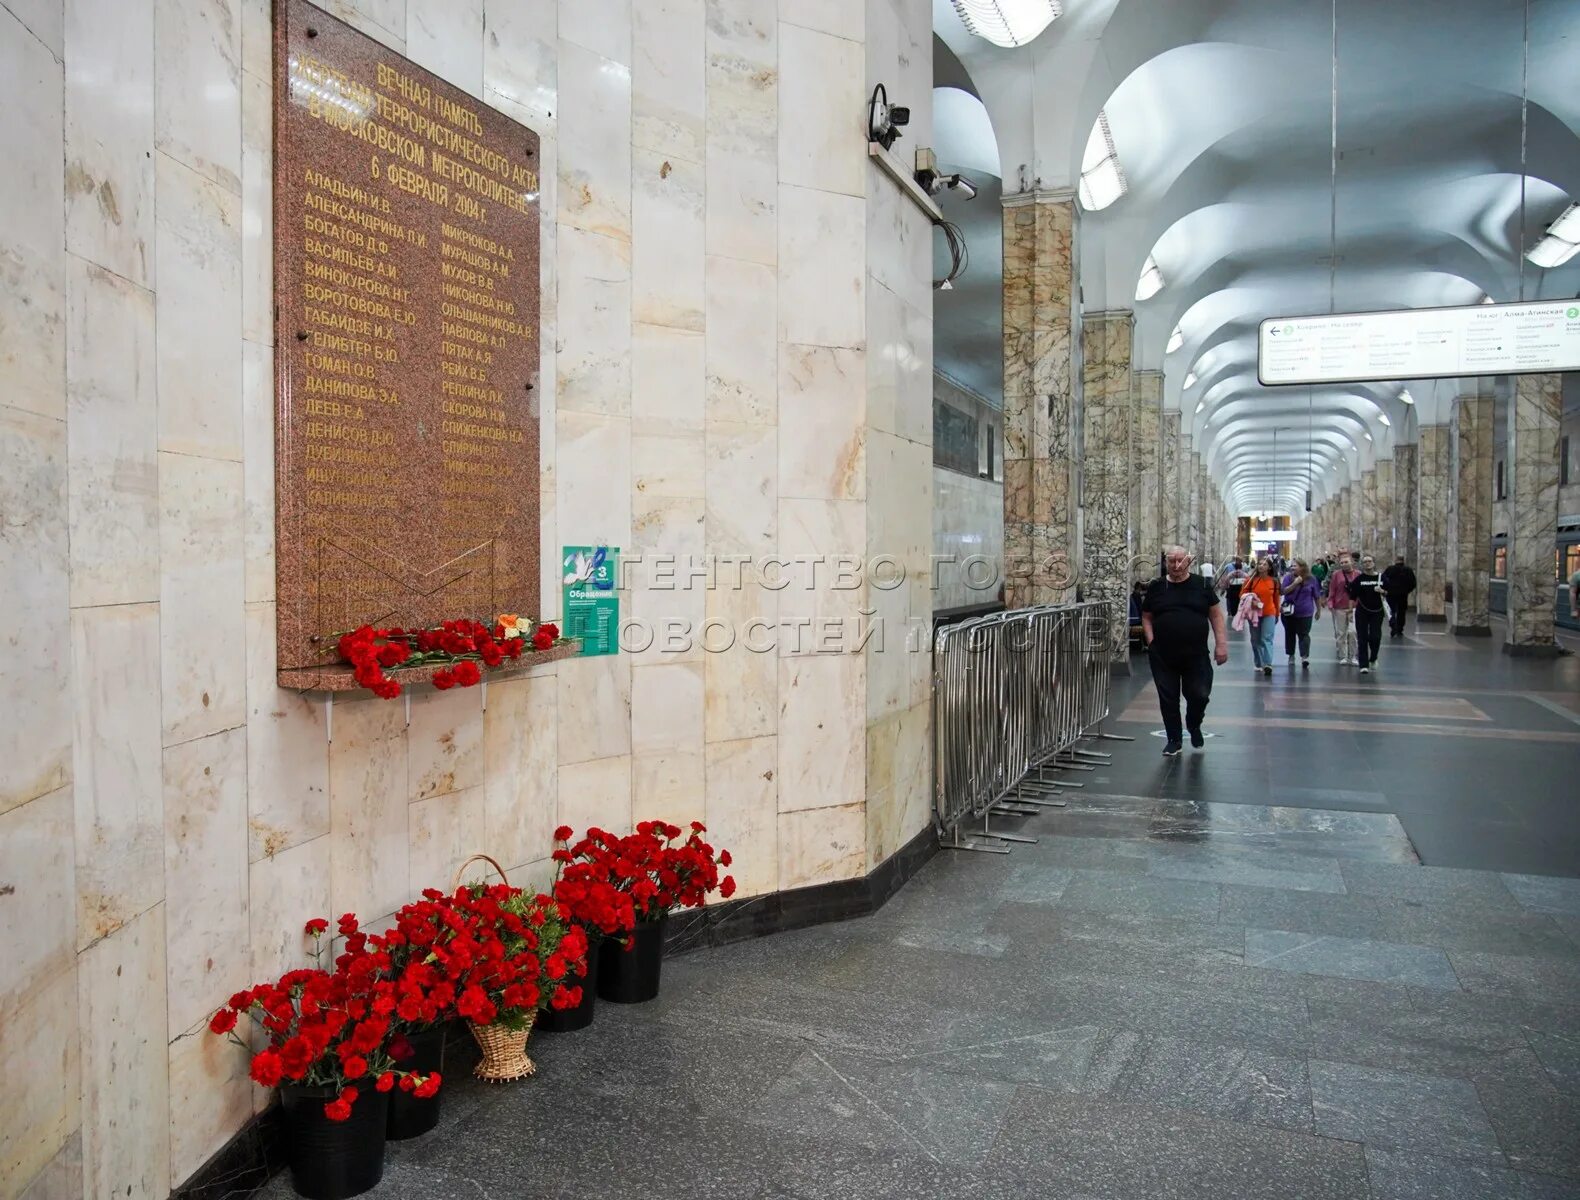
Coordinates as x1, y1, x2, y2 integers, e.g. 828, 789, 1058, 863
277, 640, 583, 693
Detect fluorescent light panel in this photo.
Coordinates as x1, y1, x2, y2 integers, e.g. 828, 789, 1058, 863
1166, 325, 1183, 353
1398, 389, 1414, 404
1078, 111, 1128, 211
1549, 201, 1580, 243
951, 0, 1063, 48
1135, 254, 1164, 301
1527, 234, 1579, 269
1182, 370, 1197, 389
1378, 413, 1391, 426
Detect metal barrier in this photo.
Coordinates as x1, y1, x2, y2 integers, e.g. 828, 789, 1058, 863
932, 601, 1131, 853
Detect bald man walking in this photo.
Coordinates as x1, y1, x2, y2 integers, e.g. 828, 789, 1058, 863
1141, 546, 1231, 755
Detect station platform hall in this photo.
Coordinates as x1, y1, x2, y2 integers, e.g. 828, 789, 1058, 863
3, 1, 1580, 1199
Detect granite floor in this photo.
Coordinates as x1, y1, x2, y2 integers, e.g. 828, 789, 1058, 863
245, 627, 1580, 1200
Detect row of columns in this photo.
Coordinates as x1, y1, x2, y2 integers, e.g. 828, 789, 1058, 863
1307, 378, 1562, 654
1001, 190, 1234, 659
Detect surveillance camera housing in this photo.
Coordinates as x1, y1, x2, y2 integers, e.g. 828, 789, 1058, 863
888, 105, 910, 126
948, 174, 977, 200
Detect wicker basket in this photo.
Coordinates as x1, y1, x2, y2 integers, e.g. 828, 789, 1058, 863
450, 854, 537, 1083
467, 1014, 538, 1083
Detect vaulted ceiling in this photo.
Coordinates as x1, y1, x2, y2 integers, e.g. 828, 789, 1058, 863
931, 0, 1580, 516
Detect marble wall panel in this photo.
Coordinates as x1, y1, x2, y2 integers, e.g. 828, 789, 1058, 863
1159, 413, 1181, 545
248, 833, 331, 982
155, 153, 241, 460
632, 751, 705, 831
779, 344, 864, 501
407, 0, 484, 94
78, 904, 168, 1200
706, 422, 777, 554
556, 226, 633, 416
239, 66, 271, 347
1450, 395, 1493, 631
409, 784, 488, 893
241, 337, 274, 605
704, 735, 777, 897
704, 0, 776, 265
482, 0, 556, 124
932, 468, 1004, 611
778, 655, 864, 813
778, 801, 864, 890
785, 0, 864, 40
1130, 370, 1161, 567
556, 754, 633, 838
705, 255, 777, 425
557, 654, 633, 765
407, 690, 485, 802
633, 148, 705, 332
244, 603, 328, 860
162, 727, 249, 1039
328, 698, 409, 922
0, 789, 76, 1022
4, 0, 62, 53
777, 21, 864, 198
0, 6, 65, 426
1394, 444, 1418, 569
1417, 425, 1450, 617
865, 698, 927, 872
1, 965, 79, 1199
66, 257, 158, 608
634, 322, 706, 436
703, 579, 778, 742
557, 40, 633, 241
482, 673, 557, 870
779, 184, 865, 348
1506, 373, 1562, 648
154, 0, 241, 192
777, 497, 865, 647
632, 661, 704, 757
627, 492, 706, 667
557, 411, 633, 551
632, 0, 704, 162
64, 0, 156, 285
159, 452, 246, 745
1081, 312, 1132, 658
559, 0, 631, 65
167, 1011, 250, 1189
633, 434, 706, 499
72, 604, 163, 947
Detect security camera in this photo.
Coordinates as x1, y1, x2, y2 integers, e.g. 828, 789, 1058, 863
868, 84, 908, 151
947, 174, 977, 201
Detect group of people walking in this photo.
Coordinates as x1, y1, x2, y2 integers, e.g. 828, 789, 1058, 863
1214, 551, 1416, 674
1138, 544, 1418, 756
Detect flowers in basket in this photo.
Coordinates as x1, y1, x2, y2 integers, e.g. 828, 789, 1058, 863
553, 821, 737, 928
333, 615, 565, 698
208, 915, 441, 1121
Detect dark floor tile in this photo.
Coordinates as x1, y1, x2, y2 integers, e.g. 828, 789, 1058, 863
1057, 868, 1221, 921
1218, 884, 1384, 938
1464, 1047, 1580, 1180
1448, 951, 1580, 1001
1304, 993, 1535, 1078
982, 1090, 1370, 1200
1308, 1059, 1502, 1163
1504, 874, 1580, 918
1369, 901, 1579, 959
1339, 862, 1522, 910
884, 1019, 1142, 1094
994, 863, 1073, 904
1113, 1034, 1315, 1133
1245, 929, 1461, 991
1146, 849, 1347, 893
1009, 832, 1153, 873
1365, 1147, 1580, 1199
1525, 1031, 1580, 1095
1267, 785, 1397, 813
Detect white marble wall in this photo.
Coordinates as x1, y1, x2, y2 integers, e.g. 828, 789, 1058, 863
0, 1, 934, 1194
934, 468, 1005, 611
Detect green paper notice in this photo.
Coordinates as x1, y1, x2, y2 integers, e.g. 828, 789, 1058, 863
561, 545, 619, 656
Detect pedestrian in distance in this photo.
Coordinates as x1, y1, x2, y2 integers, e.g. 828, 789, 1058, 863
1280, 558, 1323, 669
1380, 555, 1417, 638
1326, 552, 1361, 664
1243, 557, 1282, 677
1141, 545, 1230, 757
1352, 554, 1387, 673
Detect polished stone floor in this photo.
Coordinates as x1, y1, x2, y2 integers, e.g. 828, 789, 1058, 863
252, 626, 1580, 1200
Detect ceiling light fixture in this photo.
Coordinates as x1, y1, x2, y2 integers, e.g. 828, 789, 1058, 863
1364, 432, 1373, 441
1378, 413, 1391, 427
1549, 201, 1580, 242
1135, 254, 1165, 301
1194, 401, 1205, 414
1527, 234, 1579, 269
1166, 325, 1183, 353
951, 0, 1062, 48
1077, 111, 1127, 211
1182, 371, 1197, 389
1398, 389, 1414, 405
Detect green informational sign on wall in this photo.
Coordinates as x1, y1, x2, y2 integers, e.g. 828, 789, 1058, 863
561, 545, 619, 656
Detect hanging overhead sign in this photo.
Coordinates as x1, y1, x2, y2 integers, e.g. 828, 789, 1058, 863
1258, 299, 1580, 386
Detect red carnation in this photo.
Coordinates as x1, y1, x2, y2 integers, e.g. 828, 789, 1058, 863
304, 918, 329, 937
554, 825, 573, 842
375, 1072, 395, 1093
452, 660, 482, 687
720, 875, 737, 898
432, 668, 456, 690
249, 1049, 284, 1088
208, 1008, 237, 1035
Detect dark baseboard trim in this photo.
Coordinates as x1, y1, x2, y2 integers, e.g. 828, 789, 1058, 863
170, 1106, 285, 1199
1415, 613, 1448, 624
667, 823, 938, 955
1502, 641, 1563, 658
1451, 624, 1492, 637
172, 824, 940, 1197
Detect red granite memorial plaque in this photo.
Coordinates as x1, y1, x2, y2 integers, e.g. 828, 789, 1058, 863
273, 0, 545, 686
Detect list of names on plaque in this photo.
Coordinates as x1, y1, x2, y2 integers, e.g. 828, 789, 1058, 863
273, 0, 541, 676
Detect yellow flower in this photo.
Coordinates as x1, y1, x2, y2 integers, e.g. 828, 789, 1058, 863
498, 613, 525, 640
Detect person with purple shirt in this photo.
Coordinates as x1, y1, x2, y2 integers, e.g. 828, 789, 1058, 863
1280, 558, 1323, 669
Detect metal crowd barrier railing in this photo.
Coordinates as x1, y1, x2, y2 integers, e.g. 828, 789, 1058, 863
932, 601, 1133, 853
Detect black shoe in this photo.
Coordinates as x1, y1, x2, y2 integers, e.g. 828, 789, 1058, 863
1163, 740, 1183, 757
1189, 727, 1204, 749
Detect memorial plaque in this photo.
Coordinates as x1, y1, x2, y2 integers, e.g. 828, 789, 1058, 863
273, 0, 542, 682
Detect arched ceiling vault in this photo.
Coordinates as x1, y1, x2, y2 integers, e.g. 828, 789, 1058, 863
935, 0, 1580, 519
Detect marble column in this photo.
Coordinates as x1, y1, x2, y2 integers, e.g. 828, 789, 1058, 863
1081, 311, 1132, 658
1187, 451, 1203, 554
1416, 425, 1450, 620
1160, 414, 1182, 545
1448, 395, 1493, 635
1394, 443, 1418, 573
1504, 373, 1562, 655
1131, 370, 1162, 574
1375, 459, 1395, 561
1358, 468, 1377, 555
1003, 190, 1079, 607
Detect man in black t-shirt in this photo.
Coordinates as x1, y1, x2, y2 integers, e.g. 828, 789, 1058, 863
1142, 545, 1230, 756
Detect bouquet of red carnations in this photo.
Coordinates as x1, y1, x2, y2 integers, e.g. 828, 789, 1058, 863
333, 615, 565, 698
553, 821, 736, 926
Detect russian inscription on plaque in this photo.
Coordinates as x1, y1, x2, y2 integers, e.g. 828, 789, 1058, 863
273, 0, 541, 683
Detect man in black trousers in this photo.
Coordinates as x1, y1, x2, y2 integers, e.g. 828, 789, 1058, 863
1380, 554, 1417, 638
1141, 545, 1230, 756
